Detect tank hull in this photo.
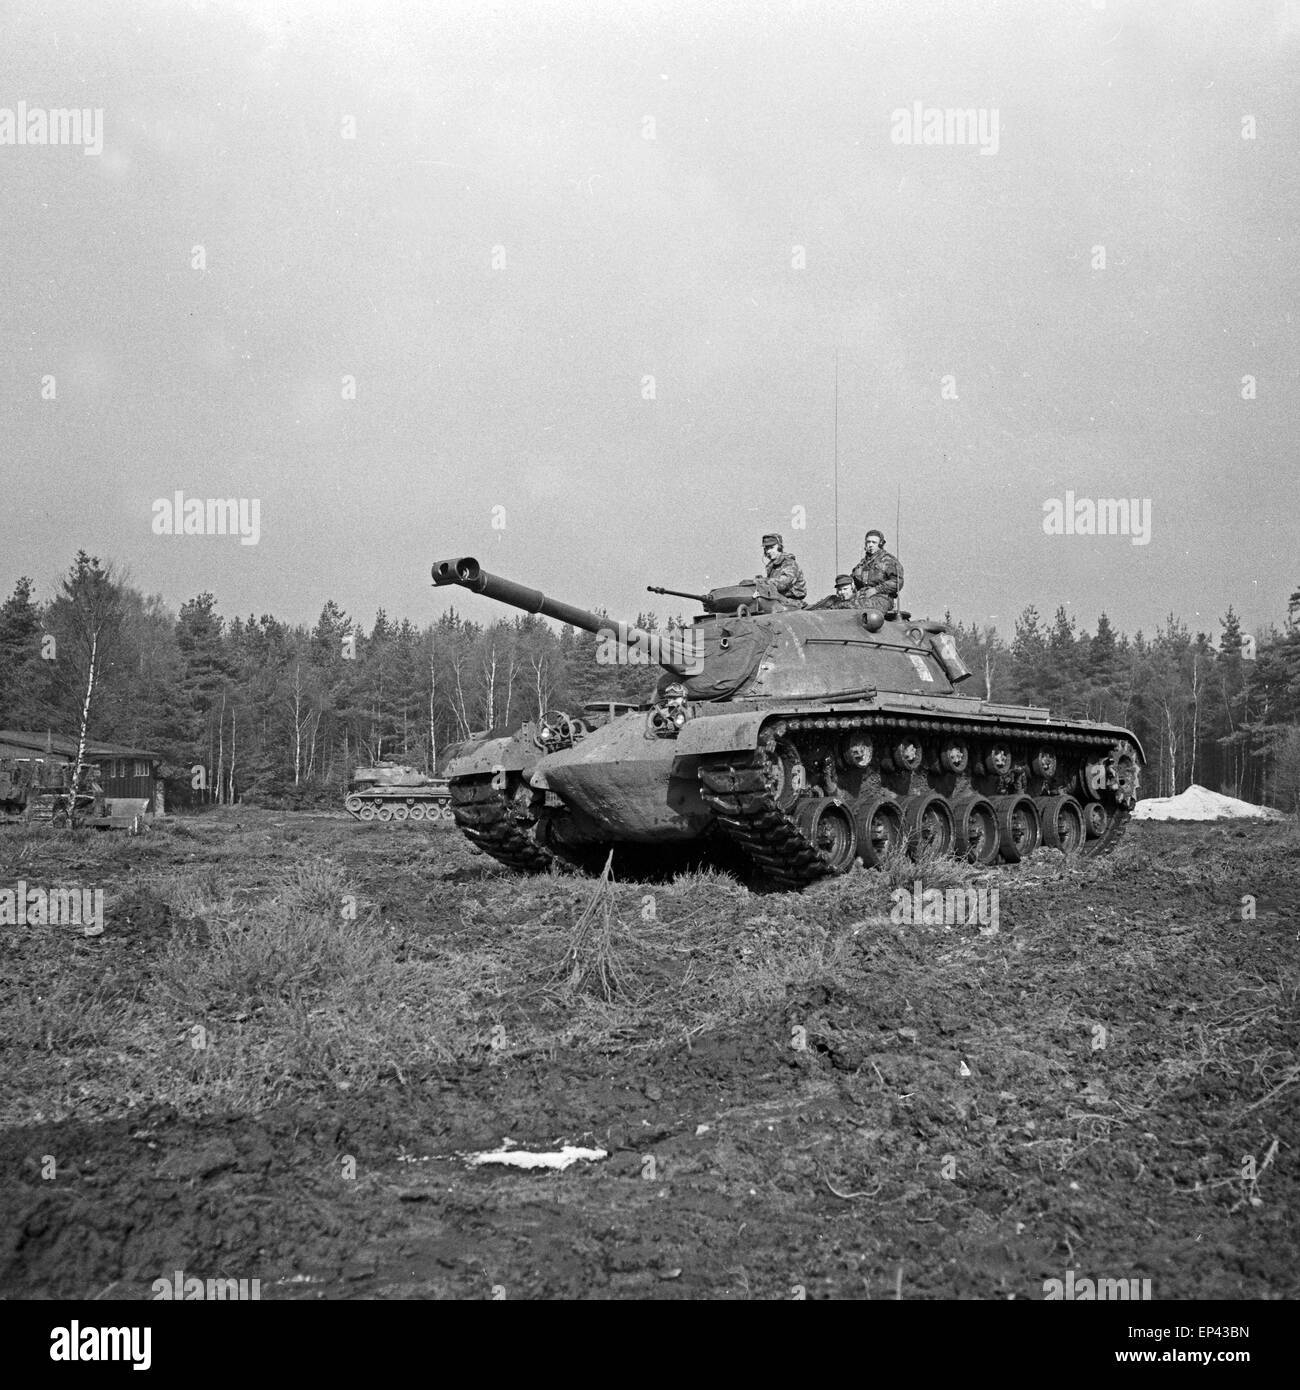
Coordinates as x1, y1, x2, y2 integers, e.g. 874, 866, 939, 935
446, 695, 1142, 882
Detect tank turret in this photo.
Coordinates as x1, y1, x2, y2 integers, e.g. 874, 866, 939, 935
431, 556, 1144, 888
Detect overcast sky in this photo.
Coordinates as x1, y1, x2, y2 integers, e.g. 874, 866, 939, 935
2, 0, 1296, 642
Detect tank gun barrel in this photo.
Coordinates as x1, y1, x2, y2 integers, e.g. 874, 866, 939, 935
432, 557, 697, 675
434, 556, 609, 635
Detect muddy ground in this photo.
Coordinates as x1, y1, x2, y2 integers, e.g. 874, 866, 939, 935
1, 809, 1296, 1300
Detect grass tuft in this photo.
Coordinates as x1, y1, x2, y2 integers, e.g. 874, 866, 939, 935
158, 861, 385, 1015
867, 839, 982, 890
546, 853, 638, 1004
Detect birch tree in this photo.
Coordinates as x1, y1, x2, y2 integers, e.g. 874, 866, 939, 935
46, 553, 125, 819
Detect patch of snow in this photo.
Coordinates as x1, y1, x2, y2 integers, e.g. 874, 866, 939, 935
1132, 784, 1286, 822
465, 1145, 607, 1171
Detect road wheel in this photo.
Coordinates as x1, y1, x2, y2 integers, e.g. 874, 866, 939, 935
794, 797, 858, 874
392, 803, 409, 822
994, 795, 1040, 862
344, 794, 364, 815
762, 739, 807, 811
901, 792, 955, 857
1083, 801, 1109, 839
951, 795, 1000, 865
376, 804, 394, 822
1038, 795, 1085, 852
1078, 758, 1107, 801
359, 803, 376, 821
853, 797, 903, 868
408, 803, 426, 821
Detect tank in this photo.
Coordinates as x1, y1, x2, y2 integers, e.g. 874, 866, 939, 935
0, 757, 138, 829
430, 556, 1143, 887
344, 762, 453, 823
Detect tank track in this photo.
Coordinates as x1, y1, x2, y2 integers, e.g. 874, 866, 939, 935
698, 713, 1132, 888
448, 775, 554, 872
697, 757, 829, 888
1083, 801, 1130, 856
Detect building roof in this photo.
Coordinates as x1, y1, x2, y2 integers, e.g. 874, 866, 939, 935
0, 729, 160, 761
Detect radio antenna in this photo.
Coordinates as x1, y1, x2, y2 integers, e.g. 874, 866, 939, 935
833, 348, 840, 573
895, 485, 901, 570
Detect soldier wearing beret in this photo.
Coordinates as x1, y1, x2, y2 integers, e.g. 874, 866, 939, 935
851, 529, 903, 613
810, 574, 856, 610
758, 533, 806, 606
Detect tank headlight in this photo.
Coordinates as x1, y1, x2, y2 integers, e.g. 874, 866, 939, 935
672, 710, 686, 728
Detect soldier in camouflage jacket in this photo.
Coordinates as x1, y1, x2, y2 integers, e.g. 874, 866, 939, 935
759, 533, 807, 606
810, 574, 856, 610
851, 529, 903, 612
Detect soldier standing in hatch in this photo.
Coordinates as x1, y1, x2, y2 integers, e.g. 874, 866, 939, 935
851, 528, 903, 613
809, 574, 856, 610
758, 533, 806, 606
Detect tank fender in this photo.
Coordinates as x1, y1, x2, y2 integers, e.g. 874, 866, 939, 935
672, 707, 1147, 767
1056, 723, 1145, 765
673, 711, 770, 756
444, 732, 536, 778
1111, 729, 1146, 763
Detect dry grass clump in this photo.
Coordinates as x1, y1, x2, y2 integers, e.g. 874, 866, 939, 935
668, 863, 751, 897
523, 853, 855, 1037
158, 861, 388, 1014
869, 839, 983, 891
2, 971, 127, 1053
141, 859, 485, 1100
543, 853, 647, 1005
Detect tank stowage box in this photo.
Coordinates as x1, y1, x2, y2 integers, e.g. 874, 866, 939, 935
431, 557, 1142, 886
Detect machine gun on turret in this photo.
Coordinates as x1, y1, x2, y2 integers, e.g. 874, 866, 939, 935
646, 584, 708, 604
649, 580, 801, 616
